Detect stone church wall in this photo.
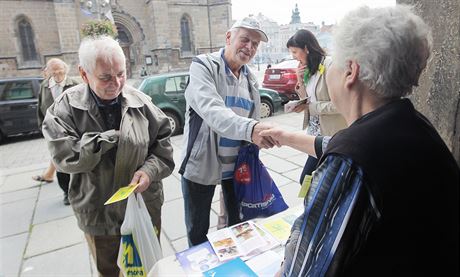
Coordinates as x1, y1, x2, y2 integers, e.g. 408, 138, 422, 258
398, 0, 460, 165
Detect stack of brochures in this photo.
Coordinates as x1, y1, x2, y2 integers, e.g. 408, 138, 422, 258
175, 206, 304, 276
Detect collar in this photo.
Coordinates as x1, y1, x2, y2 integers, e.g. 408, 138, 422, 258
220, 49, 248, 77
46, 76, 75, 88
88, 86, 120, 107
67, 84, 145, 111
48, 76, 66, 88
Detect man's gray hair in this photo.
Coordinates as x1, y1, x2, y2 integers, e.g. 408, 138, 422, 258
46, 58, 68, 73
332, 5, 432, 99
78, 36, 126, 74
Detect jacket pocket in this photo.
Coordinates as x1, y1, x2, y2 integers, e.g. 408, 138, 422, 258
191, 125, 209, 160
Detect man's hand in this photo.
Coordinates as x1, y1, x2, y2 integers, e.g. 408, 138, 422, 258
131, 170, 150, 193
251, 122, 277, 149
259, 127, 287, 147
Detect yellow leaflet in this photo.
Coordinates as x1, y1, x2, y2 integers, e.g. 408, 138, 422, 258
262, 218, 292, 242
298, 175, 312, 198
104, 184, 139, 205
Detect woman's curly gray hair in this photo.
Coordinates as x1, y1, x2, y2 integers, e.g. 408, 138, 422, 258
332, 5, 432, 99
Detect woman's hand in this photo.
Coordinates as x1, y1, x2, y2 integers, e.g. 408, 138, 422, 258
293, 102, 307, 113
296, 64, 306, 82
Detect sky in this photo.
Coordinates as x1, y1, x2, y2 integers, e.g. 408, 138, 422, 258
231, 0, 396, 25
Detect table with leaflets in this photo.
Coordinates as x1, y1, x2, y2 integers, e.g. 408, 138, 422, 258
148, 205, 303, 277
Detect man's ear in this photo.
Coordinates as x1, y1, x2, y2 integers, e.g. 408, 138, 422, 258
345, 60, 359, 90
225, 31, 232, 46
78, 66, 89, 84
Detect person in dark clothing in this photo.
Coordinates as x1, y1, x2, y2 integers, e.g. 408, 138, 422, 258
261, 5, 459, 276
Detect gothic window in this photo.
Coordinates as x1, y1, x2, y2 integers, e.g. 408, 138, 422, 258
116, 24, 132, 45
180, 15, 192, 52
18, 18, 38, 61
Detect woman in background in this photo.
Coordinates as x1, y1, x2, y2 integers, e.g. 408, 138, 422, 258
286, 29, 346, 183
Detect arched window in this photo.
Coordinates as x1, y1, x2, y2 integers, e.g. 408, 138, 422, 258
180, 15, 192, 52
18, 18, 38, 61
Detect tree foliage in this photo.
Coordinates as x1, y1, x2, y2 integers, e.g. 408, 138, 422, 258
81, 20, 117, 38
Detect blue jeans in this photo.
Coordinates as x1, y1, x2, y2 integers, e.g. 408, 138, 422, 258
181, 177, 241, 246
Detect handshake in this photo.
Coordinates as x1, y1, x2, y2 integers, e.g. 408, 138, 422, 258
251, 122, 289, 149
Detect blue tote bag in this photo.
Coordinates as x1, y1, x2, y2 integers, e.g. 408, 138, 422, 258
233, 143, 289, 221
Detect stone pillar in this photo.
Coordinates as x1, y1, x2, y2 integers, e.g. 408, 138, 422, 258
398, 0, 460, 166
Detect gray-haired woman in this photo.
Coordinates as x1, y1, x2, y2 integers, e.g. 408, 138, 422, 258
265, 5, 459, 276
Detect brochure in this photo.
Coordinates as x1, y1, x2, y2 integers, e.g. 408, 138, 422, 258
175, 241, 223, 276
260, 207, 303, 245
284, 97, 309, 113
206, 221, 269, 262
104, 184, 138, 205
246, 250, 283, 277
202, 257, 258, 277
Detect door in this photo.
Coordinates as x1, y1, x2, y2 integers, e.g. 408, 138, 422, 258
122, 46, 132, 78
0, 79, 39, 136
164, 75, 189, 115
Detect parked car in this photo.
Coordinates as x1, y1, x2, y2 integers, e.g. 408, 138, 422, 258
262, 59, 300, 103
0, 77, 43, 142
129, 72, 283, 136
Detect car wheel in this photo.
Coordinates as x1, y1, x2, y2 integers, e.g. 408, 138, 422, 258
164, 111, 181, 136
260, 99, 273, 118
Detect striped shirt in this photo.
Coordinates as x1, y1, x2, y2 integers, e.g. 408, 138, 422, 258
218, 51, 254, 180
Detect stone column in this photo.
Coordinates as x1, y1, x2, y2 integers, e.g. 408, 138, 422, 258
398, 0, 460, 165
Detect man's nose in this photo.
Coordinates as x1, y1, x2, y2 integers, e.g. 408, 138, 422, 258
111, 75, 123, 87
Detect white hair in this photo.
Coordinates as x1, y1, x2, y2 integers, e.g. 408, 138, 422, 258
78, 36, 126, 74
332, 5, 432, 98
46, 58, 68, 73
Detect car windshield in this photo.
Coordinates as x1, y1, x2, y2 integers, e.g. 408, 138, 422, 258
272, 59, 299, 69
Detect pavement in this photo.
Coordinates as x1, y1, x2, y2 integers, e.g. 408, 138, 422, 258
0, 109, 308, 276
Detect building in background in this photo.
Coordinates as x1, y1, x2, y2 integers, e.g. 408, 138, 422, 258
0, 0, 231, 78
255, 4, 334, 65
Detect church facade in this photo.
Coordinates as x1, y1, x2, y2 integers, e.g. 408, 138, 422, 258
0, 0, 232, 78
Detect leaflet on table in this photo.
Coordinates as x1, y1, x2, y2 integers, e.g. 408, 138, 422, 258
284, 97, 309, 113
175, 241, 223, 276
259, 206, 304, 245
246, 250, 283, 277
206, 221, 270, 262
202, 257, 258, 277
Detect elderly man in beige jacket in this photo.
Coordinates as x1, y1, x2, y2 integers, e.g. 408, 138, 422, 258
42, 36, 174, 276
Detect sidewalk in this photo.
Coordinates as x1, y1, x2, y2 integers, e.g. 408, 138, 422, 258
0, 112, 307, 276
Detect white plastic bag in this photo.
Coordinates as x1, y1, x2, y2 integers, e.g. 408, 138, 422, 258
117, 193, 163, 276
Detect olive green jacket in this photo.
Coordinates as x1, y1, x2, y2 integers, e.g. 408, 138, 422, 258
37, 77, 80, 127
42, 83, 175, 235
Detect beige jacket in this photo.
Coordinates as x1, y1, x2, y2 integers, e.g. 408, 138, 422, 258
37, 77, 80, 127
296, 57, 347, 136
42, 83, 175, 235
